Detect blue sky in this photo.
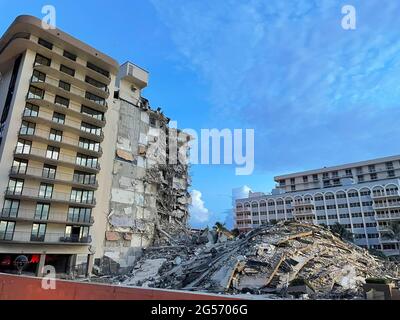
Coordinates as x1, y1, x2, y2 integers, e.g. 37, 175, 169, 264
2, 0, 400, 229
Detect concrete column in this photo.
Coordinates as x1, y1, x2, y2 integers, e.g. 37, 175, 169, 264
36, 254, 46, 277
86, 254, 94, 277
67, 254, 77, 276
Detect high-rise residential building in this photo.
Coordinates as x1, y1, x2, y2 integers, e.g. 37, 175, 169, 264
0, 15, 191, 277
235, 155, 400, 256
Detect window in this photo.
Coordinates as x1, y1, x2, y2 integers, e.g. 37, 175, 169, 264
65, 225, 90, 242
73, 171, 96, 185
315, 195, 323, 201
54, 95, 69, 107
81, 105, 104, 121
16, 139, 31, 154
0, 221, 15, 240
70, 189, 94, 204
290, 178, 295, 184
76, 153, 98, 169
11, 158, 28, 174
59, 80, 71, 91
323, 173, 329, 179
81, 122, 101, 136
42, 164, 57, 179
52, 112, 65, 124
325, 194, 334, 200
360, 190, 371, 196
323, 181, 331, 187
386, 162, 394, 170
303, 176, 308, 183
7, 179, 24, 196
68, 207, 92, 223
333, 179, 340, 185
38, 38, 53, 50
27, 85, 44, 99
60, 64, 75, 77
85, 91, 106, 106
85, 76, 107, 91
388, 170, 395, 178
279, 180, 286, 187
86, 61, 109, 78
358, 175, 364, 182
34, 53, 51, 67
291, 185, 296, 191
348, 191, 358, 197
35, 203, 50, 220
20, 121, 35, 135
2, 199, 20, 218
345, 169, 352, 176
31, 223, 46, 241
313, 174, 318, 181
23, 103, 39, 117
46, 146, 60, 160
370, 173, 377, 180
32, 70, 46, 83
78, 137, 100, 152
63, 50, 77, 61
332, 171, 339, 178
368, 165, 376, 173
356, 167, 363, 174
38, 183, 53, 199
49, 129, 62, 142
149, 116, 157, 128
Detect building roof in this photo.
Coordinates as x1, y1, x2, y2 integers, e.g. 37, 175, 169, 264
274, 154, 400, 181
0, 15, 119, 73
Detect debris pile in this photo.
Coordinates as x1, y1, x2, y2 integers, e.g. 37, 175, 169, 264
112, 221, 399, 299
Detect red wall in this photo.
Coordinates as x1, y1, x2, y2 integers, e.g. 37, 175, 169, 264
0, 273, 238, 300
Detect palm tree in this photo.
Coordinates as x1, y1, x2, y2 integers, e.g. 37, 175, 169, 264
213, 222, 227, 233
385, 222, 400, 258
330, 222, 353, 242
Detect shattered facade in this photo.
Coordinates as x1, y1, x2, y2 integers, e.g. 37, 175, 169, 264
100, 62, 191, 271
99, 221, 399, 299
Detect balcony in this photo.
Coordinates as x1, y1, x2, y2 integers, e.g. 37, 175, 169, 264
0, 208, 94, 226
118, 62, 148, 89
373, 202, 400, 210
371, 191, 400, 199
14, 146, 100, 173
376, 213, 400, 220
23, 106, 105, 144
293, 208, 316, 217
9, 166, 98, 190
18, 127, 103, 156
5, 187, 96, 208
30, 67, 108, 113
0, 231, 92, 245
293, 200, 315, 207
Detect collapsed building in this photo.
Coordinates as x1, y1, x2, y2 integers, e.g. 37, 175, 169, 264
100, 221, 400, 299
98, 63, 192, 273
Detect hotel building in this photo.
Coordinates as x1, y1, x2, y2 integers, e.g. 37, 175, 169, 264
235, 155, 400, 256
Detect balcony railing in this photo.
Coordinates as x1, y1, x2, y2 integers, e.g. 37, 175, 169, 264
0, 208, 94, 225
5, 187, 96, 206
15, 146, 101, 171
10, 166, 98, 188
23, 106, 105, 141
0, 231, 92, 244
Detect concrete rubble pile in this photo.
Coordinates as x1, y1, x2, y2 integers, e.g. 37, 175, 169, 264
112, 221, 399, 299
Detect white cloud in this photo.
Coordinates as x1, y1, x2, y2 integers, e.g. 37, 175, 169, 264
189, 189, 211, 224
232, 185, 252, 202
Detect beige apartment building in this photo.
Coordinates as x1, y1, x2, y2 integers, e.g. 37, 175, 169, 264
0, 15, 190, 277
